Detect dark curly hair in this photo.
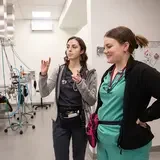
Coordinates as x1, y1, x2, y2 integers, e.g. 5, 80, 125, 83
64, 36, 88, 67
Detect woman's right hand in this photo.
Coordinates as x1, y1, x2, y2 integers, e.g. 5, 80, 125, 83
136, 119, 147, 128
41, 57, 51, 76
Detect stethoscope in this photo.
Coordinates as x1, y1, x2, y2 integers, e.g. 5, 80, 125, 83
105, 67, 126, 93
61, 79, 78, 92
61, 67, 80, 92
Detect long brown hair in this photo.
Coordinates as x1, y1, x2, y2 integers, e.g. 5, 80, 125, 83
64, 36, 88, 67
104, 26, 149, 54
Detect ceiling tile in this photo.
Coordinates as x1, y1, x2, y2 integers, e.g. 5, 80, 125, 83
7, 0, 15, 3
20, 5, 63, 19
6, 0, 66, 20
15, 10, 23, 19
18, 0, 66, 6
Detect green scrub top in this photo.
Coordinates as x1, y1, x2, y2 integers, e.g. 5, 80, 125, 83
98, 70, 126, 145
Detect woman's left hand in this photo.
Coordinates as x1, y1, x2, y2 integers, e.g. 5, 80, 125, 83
136, 119, 147, 128
72, 70, 82, 83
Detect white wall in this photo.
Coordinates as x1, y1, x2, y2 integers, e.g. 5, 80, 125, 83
90, 0, 160, 83
0, 20, 72, 103
88, 0, 160, 146
15, 20, 72, 77
75, 24, 92, 65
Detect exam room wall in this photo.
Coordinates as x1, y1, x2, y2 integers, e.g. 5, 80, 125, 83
0, 20, 73, 103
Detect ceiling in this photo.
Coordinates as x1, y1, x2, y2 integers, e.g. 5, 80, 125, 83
6, 0, 87, 31
59, 0, 87, 30
7, 0, 66, 20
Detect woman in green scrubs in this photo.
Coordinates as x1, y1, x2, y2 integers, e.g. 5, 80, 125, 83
96, 26, 160, 160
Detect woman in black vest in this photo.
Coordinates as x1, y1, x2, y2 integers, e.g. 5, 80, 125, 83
39, 36, 97, 160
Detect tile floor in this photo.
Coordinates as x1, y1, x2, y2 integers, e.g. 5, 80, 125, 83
0, 107, 160, 160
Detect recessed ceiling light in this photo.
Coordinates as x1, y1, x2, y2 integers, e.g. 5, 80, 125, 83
32, 11, 51, 18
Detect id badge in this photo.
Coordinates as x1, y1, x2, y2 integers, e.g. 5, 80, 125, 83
65, 110, 79, 118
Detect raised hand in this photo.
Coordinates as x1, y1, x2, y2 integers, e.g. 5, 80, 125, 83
41, 57, 51, 76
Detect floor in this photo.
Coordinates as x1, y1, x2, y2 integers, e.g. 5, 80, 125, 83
0, 106, 160, 160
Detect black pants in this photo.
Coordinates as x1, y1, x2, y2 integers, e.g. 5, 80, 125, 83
52, 119, 87, 160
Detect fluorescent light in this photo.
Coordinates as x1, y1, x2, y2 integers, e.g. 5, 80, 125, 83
31, 20, 53, 31
32, 11, 51, 18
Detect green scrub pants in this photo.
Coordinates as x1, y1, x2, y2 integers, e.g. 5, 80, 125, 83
97, 141, 152, 160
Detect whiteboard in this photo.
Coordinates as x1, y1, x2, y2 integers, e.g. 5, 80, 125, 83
134, 41, 160, 72
134, 41, 160, 106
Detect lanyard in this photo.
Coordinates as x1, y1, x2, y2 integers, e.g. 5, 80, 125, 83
107, 66, 126, 93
